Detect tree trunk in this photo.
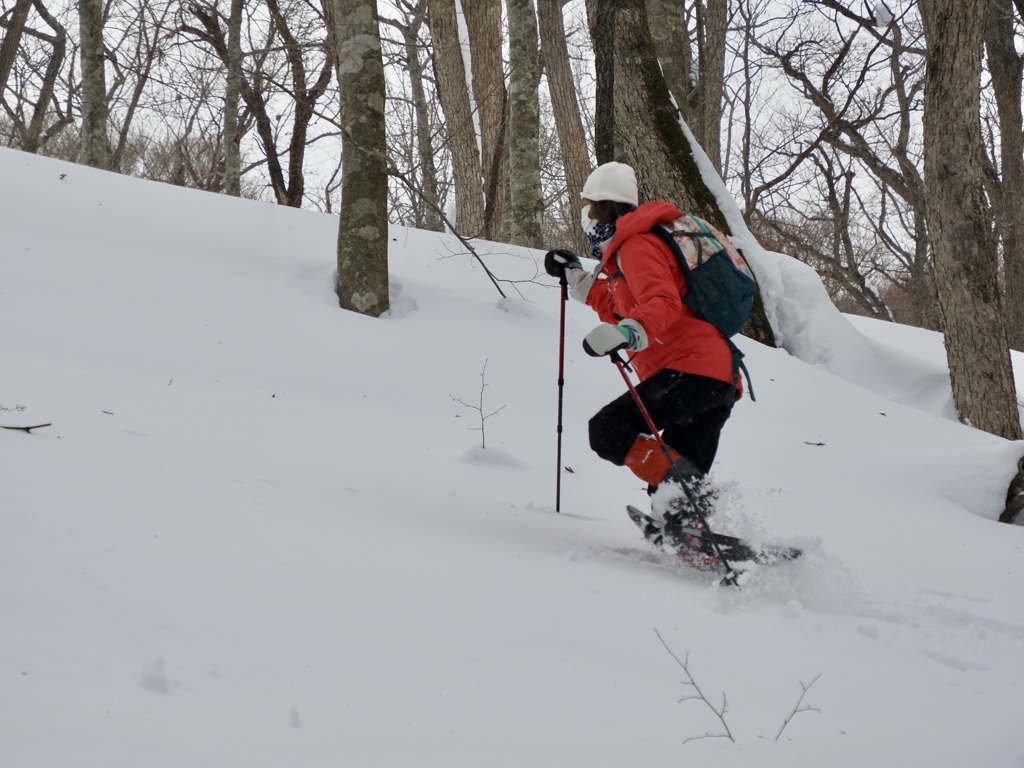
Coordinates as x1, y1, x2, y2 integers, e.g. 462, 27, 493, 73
223, 0, 244, 197
266, 0, 332, 207
108, 2, 170, 174
921, 0, 1021, 440
399, 1, 443, 231
0, 0, 32, 97
78, 0, 110, 169
608, 0, 720, 218
537, 0, 591, 244
984, 0, 1024, 353
6, 0, 70, 155
982, 0, 1024, 526
696, 0, 726, 172
908, 210, 940, 329
506, 0, 543, 246
646, 0, 692, 122
645, 0, 725, 171
332, 0, 389, 316
590, 0, 616, 164
461, 0, 507, 240
427, 0, 485, 234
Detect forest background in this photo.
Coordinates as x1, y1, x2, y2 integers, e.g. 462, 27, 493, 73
3, 0, 1024, 518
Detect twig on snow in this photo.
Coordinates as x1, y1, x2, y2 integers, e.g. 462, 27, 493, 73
775, 674, 822, 741
1, 423, 52, 434
655, 628, 735, 744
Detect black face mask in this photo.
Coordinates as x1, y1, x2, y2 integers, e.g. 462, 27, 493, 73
586, 222, 616, 260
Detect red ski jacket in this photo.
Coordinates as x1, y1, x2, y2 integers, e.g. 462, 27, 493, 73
586, 200, 740, 392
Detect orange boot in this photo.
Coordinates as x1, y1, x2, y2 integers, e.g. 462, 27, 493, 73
623, 435, 681, 487
623, 435, 715, 525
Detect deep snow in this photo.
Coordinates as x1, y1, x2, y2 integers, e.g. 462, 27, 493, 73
2, 147, 1024, 766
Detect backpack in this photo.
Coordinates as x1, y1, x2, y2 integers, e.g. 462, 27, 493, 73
648, 215, 757, 397
648, 215, 756, 339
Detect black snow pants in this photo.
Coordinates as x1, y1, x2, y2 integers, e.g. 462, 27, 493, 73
588, 368, 736, 478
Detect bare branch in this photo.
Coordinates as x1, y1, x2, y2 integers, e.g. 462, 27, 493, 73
450, 359, 505, 450
775, 674, 822, 741
1, 423, 52, 433
654, 628, 735, 745
389, 165, 507, 299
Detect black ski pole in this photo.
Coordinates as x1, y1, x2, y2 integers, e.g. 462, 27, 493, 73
611, 353, 740, 584
555, 273, 568, 513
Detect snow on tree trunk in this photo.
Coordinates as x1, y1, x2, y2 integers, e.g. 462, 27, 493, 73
645, 0, 725, 171
333, 0, 389, 317
646, 0, 692, 125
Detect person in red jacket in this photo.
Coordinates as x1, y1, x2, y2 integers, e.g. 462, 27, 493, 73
545, 162, 741, 554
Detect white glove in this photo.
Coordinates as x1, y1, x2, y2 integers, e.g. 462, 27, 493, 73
582, 319, 648, 357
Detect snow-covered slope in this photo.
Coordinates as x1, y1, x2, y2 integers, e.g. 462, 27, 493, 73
2, 147, 1023, 766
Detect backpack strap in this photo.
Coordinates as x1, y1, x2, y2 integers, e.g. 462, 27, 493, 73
648, 225, 696, 281
727, 338, 755, 402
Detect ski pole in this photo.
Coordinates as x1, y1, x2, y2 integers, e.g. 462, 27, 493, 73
555, 273, 568, 513
610, 352, 740, 583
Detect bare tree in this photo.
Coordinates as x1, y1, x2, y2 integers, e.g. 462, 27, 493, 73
99, 0, 181, 173
695, 0, 726, 170
506, 0, 543, 246
180, 0, 333, 206
426, 0, 484, 234
646, 0, 691, 119
983, 0, 1024, 353
590, 0, 615, 163
222, 0, 243, 196
461, 0, 507, 240
382, 0, 443, 231
921, 0, 1021, 440
77, 0, 109, 167
332, 0, 389, 316
593, 0, 721, 219
537, 0, 591, 240
741, 1, 939, 329
751, 149, 895, 321
646, 0, 726, 170
0, 0, 34, 97
0, 0, 74, 154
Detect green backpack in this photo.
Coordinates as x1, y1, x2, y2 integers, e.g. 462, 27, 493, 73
649, 215, 756, 339
649, 215, 757, 396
